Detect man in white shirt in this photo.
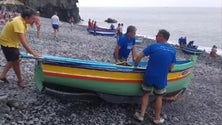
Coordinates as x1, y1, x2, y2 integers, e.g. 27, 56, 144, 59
51, 12, 60, 38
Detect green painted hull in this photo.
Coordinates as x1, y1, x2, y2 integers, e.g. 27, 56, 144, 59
34, 62, 193, 96
31, 55, 197, 97
43, 75, 192, 96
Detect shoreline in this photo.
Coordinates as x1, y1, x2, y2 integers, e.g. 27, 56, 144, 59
78, 22, 222, 56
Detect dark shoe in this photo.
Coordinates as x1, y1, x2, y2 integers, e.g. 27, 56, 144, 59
0, 77, 9, 83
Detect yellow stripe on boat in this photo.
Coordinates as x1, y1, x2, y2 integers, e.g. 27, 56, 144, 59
42, 64, 143, 80
42, 63, 191, 82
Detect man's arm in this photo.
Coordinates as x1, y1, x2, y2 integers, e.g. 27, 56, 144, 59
169, 52, 176, 72
169, 63, 174, 72
57, 16, 60, 24
134, 52, 144, 67
114, 45, 121, 62
131, 46, 136, 62
18, 33, 41, 57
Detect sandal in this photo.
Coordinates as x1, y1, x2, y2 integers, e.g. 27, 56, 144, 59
153, 117, 165, 124
134, 112, 144, 122
0, 77, 9, 83
17, 81, 26, 88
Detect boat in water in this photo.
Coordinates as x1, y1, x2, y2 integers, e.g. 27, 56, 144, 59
20, 52, 197, 102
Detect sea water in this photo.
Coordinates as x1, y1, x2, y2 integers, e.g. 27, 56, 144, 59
79, 7, 222, 55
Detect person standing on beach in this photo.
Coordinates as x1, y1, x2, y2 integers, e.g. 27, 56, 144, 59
110, 23, 115, 30
210, 45, 217, 58
119, 23, 124, 36
69, 16, 75, 31
91, 20, 94, 28
133, 29, 176, 124
114, 25, 136, 65
93, 21, 97, 36
35, 11, 41, 39
116, 23, 121, 41
51, 12, 60, 38
88, 19, 92, 29
0, 9, 41, 88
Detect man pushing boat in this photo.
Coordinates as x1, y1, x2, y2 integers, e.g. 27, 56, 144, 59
114, 25, 137, 66
134, 29, 176, 124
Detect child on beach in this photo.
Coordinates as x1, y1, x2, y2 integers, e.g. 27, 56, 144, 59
210, 45, 217, 57
69, 16, 75, 31
35, 11, 41, 39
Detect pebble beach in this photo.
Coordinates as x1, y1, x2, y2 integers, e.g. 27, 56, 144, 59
0, 17, 222, 125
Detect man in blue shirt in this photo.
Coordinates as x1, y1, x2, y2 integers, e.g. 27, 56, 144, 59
114, 25, 136, 65
133, 29, 176, 124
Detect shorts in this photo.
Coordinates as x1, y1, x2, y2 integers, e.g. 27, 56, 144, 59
1, 45, 20, 62
141, 82, 166, 96
52, 24, 59, 29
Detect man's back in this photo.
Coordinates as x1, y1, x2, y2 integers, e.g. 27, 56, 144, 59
51, 15, 59, 25
143, 42, 176, 88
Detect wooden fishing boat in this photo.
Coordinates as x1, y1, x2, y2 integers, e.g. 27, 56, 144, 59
182, 47, 203, 55
20, 52, 197, 101
87, 27, 116, 37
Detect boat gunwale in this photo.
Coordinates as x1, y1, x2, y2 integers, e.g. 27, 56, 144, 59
182, 47, 203, 54
42, 69, 192, 83
41, 60, 193, 73
20, 51, 194, 72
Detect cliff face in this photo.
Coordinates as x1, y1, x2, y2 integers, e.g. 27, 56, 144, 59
21, 0, 80, 22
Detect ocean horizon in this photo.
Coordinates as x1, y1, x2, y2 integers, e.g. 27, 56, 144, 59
78, 7, 222, 55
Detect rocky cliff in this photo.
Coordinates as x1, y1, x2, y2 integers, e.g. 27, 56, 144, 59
21, 0, 80, 22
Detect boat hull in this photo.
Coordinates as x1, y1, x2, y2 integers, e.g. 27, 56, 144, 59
32, 58, 195, 97
39, 70, 192, 96
182, 47, 203, 55
20, 52, 196, 99
87, 28, 116, 36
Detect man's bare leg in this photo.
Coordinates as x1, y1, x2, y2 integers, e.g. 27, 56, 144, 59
154, 95, 163, 120
12, 60, 25, 87
140, 92, 150, 117
0, 61, 13, 79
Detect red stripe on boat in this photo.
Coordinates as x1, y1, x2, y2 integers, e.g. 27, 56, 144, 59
43, 71, 191, 84
168, 72, 191, 82
44, 72, 142, 83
